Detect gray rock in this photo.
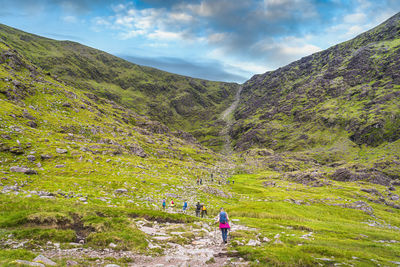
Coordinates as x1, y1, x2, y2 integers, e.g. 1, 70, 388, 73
391, 195, 399, 201
40, 154, 53, 160
40, 196, 55, 199
247, 239, 261, 246
27, 155, 36, 161
66, 260, 79, 266
10, 166, 29, 173
55, 165, 65, 168
10, 166, 37, 175
27, 121, 37, 128
78, 197, 87, 202
14, 260, 44, 267
33, 255, 57, 266
104, 265, 120, 267
109, 242, 117, 248
56, 148, 68, 154
262, 237, 271, 242
115, 188, 128, 194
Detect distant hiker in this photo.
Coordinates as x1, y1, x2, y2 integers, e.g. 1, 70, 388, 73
183, 200, 188, 213
200, 178, 203, 185
170, 199, 175, 209
232, 180, 235, 184
196, 202, 202, 217
211, 173, 214, 182
201, 204, 207, 218
162, 199, 166, 210
196, 178, 200, 185
217, 207, 230, 244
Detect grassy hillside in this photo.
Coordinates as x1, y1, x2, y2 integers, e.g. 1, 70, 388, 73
234, 12, 400, 153
0, 19, 400, 266
0, 24, 239, 151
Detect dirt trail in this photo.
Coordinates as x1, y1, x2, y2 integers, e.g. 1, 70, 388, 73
132, 220, 251, 267
220, 86, 243, 155
41, 219, 252, 266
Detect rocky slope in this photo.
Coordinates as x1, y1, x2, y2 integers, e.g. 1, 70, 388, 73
0, 24, 239, 151
234, 12, 400, 152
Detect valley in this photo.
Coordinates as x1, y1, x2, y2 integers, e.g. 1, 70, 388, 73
0, 11, 400, 267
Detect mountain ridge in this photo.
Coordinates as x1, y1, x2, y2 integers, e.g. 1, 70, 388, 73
0, 23, 239, 151
233, 11, 400, 152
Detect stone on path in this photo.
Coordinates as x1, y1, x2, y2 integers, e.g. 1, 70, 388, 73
104, 264, 120, 267
33, 255, 57, 266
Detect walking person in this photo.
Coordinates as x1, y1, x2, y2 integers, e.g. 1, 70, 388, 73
196, 202, 202, 217
200, 178, 203, 185
170, 199, 175, 211
201, 204, 207, 218
216, 208, 230, 244
162, 199, 166, 210
183, 200, 188, 214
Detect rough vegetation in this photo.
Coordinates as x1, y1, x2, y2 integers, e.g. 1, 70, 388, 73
0, 23, 240, 151
0, 12, 400, 267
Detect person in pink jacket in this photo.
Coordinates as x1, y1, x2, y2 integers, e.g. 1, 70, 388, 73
217, 207, 230, 244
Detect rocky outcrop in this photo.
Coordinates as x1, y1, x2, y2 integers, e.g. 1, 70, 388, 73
331, 168, 391, 186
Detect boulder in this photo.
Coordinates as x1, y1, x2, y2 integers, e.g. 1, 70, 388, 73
10, 166, 37, 175
27, 155, 36, 161
40, 154, 53, 160
33, 255, 56, 266
115, 188, 128, 194
247, 239, 261, 246
14, 260, 44, 267
56, 148, 68, 154
126, 143, 147, 158
27, 121, 37, 128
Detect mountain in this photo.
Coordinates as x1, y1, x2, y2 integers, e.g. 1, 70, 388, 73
1, 16, 400, 267
234, 12, 400, 151
0, 24, 239, 151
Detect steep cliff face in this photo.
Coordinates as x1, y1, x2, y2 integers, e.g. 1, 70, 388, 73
234, 12, 400, 151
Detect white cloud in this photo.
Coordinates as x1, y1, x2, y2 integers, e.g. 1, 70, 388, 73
343, 12, 366, 24
62, 15, 78, 23
148, 30, 183, 41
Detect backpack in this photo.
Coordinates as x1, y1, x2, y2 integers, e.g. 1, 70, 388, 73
219, 211, 227, 223
202, 206, 206, 211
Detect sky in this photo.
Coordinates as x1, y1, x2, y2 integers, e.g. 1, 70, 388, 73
1, 0, 399, 83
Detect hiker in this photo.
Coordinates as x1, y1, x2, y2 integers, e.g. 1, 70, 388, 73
170, 199, 175, 209
201, 204, 207, 218
183, 200, 188, 213
200, 178, 203, 185
196, 202, 202, 217
216, 207, 230, 244
232, 180, 235, 184
196, 178, 200, 185
162, 199, 166, 210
